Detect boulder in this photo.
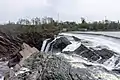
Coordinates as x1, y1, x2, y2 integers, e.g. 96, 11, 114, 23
0, 31, 23, 69
50, 37, 71, 52
10, 52, 120, 80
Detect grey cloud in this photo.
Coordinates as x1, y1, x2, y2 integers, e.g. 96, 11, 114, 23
0, 0, 120, 23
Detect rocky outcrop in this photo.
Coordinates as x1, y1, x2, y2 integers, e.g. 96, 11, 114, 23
51, 37, 71, 52
10, 52, 120, 80
10, 52, 94, 80
0, 30, 40, 80
0, 31, 23, 61
62, 41, 114, 63
42, 36, 71, 53
0, 31, 23, 80
19, 43, 39, 66
4, 43, 39, 80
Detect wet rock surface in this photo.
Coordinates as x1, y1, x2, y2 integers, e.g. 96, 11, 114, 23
38, 34, 120, 80
42, 36, 71, 53
12, 53, 72, 80
11, 52, 120, 80
51, 37, 71, 52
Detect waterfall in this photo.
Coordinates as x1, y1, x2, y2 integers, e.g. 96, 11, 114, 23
39, 33, 120, 80
44, 38, 56, 53
42, 37, 57, 53
45, 42, 51, 53
41, 34, 120, 71
41, 39, 50, 52
42, 37, 61, 53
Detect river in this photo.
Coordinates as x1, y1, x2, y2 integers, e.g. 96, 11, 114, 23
41, 31, 120, 80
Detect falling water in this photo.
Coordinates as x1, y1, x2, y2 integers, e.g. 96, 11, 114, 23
45, 42, 51, 53
41, 39, 50, 52
41, 32, 120, 80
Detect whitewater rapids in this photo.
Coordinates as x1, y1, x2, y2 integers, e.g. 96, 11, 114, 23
41, 32, 120, 80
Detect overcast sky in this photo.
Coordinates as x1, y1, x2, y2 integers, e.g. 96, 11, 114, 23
0, 0, 120, 23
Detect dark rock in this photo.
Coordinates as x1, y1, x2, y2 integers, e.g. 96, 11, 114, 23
93, 49, 114, 60
51, 37, 71, 52
112, 68, 120, 74
7, 53, 23, 68
0, 31, 23, 62
75, 44, 88, 54
70, 44, 100, 61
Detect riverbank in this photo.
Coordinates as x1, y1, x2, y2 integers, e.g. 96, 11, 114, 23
68, 31, 120, 38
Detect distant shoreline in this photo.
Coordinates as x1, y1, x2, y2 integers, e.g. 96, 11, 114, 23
65, 31, 120, 39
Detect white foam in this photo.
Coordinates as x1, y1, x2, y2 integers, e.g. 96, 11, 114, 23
62, 42, 81, 52
56, 53, 113, 70
41, 39, 50, 52
104, 54, 119, 69
0, 74, 4, 80
92, 71, 120, 80
45, 42, 51, 53
15, 67, 30, 76
60, 33, 120, 54
0, 77, 4, 80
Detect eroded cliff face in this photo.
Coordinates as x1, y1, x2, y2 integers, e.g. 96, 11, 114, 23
2, 43, 39, 80
0, 26, 57, 80
0, 31, 22, 80
0, 31, 22, 61
0, 30, 40, 80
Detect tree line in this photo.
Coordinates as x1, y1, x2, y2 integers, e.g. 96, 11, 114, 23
5, 17, 120, 32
